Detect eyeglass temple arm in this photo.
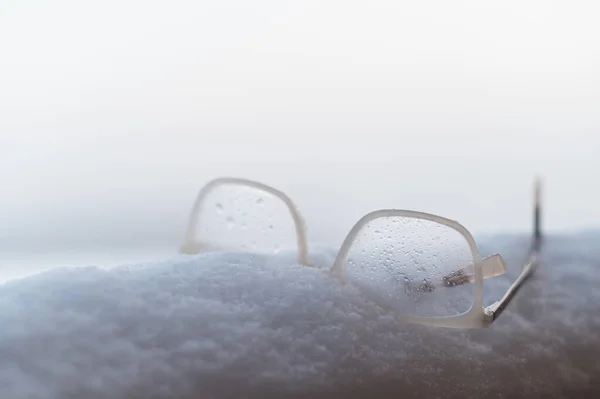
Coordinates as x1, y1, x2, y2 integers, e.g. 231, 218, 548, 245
437, 254, 506, 288
484, 177, 543, 320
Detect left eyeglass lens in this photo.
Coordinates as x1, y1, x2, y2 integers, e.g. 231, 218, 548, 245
188, 182, 300, 256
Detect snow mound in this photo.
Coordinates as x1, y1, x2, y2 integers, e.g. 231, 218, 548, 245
1, 236, 599, 398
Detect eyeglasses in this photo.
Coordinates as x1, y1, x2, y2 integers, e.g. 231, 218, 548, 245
180, 177, 542, 329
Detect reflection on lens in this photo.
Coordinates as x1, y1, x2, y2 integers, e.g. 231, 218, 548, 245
342, 215, 475, 317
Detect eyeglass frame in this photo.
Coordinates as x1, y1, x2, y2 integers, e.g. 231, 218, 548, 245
180, 176, 542, 329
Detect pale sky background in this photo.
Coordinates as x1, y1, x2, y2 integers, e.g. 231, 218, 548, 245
1, 0, 599, 251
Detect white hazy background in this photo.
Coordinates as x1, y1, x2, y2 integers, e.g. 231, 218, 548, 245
1, 0, 599, 252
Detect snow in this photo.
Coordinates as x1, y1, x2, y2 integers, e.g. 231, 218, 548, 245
1, 235, 599, 398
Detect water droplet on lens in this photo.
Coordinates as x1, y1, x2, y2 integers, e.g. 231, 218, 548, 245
226, 216, 235, 229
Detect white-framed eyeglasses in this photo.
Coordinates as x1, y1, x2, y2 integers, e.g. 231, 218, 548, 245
180, 177, 542, 329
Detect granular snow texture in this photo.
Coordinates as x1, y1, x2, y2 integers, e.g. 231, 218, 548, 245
0, 235, 599, 398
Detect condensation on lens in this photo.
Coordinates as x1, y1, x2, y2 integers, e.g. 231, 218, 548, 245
342, 215, 475, 317
193, 183, 299, 256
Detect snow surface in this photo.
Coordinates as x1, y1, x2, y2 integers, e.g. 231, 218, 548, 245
1, 236, 600, 398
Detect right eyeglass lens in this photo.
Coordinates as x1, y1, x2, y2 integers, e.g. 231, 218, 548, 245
341, 215, 476, 317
